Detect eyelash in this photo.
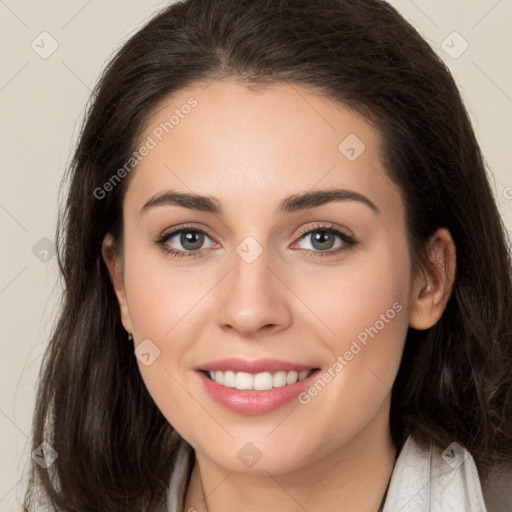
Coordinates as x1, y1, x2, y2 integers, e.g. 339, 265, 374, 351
155, 223, 358, 259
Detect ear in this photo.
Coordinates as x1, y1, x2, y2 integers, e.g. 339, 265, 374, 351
409, 228, 456, 330
102, 233, 133, 335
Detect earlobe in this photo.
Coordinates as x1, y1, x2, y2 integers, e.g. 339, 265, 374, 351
101, 234, 133, 334
409, 228, 456, 330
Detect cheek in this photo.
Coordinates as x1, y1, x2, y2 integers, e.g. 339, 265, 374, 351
122, 236, 206, 343
297, 237, 411, 358
336, 245, 410, 370
293, 240, 411, 443
122, 251, 209, 439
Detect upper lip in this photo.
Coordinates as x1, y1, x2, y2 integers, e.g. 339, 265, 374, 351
197, 358, 318, 374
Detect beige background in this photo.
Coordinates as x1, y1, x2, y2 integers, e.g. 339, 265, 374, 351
0, 1, 511, 510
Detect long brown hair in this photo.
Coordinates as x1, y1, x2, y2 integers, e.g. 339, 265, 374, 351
24, 0, 512, 510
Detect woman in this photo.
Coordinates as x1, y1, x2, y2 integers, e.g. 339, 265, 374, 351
24, 0, 512, 510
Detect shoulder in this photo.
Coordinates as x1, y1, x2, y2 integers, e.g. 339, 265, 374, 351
383, 435, 492, 511
166, 439, 195, 512
164, 435, 512, 512
481, 464, 512, 512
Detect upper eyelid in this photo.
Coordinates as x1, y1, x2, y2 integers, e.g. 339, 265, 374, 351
295, 222, 354, 239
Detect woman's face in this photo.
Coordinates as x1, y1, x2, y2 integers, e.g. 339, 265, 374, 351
107, 79, 417, 473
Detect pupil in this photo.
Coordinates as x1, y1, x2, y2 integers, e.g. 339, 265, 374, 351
312, 231, 334, 250
182, 231, 203, 250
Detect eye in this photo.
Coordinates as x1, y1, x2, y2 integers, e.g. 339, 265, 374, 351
155, 225, 216, 258
292, 223, 357, 257
155, 223, 357, 259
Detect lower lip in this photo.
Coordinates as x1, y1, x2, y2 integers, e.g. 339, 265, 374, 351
196, 369, 320, 415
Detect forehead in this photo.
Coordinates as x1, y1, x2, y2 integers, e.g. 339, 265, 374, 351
125, 79, 401, 220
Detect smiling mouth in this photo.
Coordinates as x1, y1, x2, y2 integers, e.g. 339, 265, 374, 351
201, 369, 317, 391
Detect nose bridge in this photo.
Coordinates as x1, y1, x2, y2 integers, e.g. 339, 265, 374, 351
217, 235, 290, 335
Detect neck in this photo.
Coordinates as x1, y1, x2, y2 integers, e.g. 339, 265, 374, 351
184, 399, 396, 512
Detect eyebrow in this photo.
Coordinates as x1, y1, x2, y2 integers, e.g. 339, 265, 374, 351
139, 188, 380, 216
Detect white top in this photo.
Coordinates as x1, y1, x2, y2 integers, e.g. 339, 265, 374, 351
165, 435, 498, 512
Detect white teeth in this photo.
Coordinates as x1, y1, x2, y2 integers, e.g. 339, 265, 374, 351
273, 371, 287, 388
235, 372, 253, 390
286, 370, 299, 384
254, 372, 273, 390
298, 370, 310, 381
207, 369, 313, 390
224, 370, 236, 387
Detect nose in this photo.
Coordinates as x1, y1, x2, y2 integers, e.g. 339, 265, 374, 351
216, 241, 292, 337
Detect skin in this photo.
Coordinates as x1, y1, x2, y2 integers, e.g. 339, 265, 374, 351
102, 79, 456, 512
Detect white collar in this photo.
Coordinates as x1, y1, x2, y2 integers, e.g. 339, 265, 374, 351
382, 435, 487, 511
166, 435, 490, 512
